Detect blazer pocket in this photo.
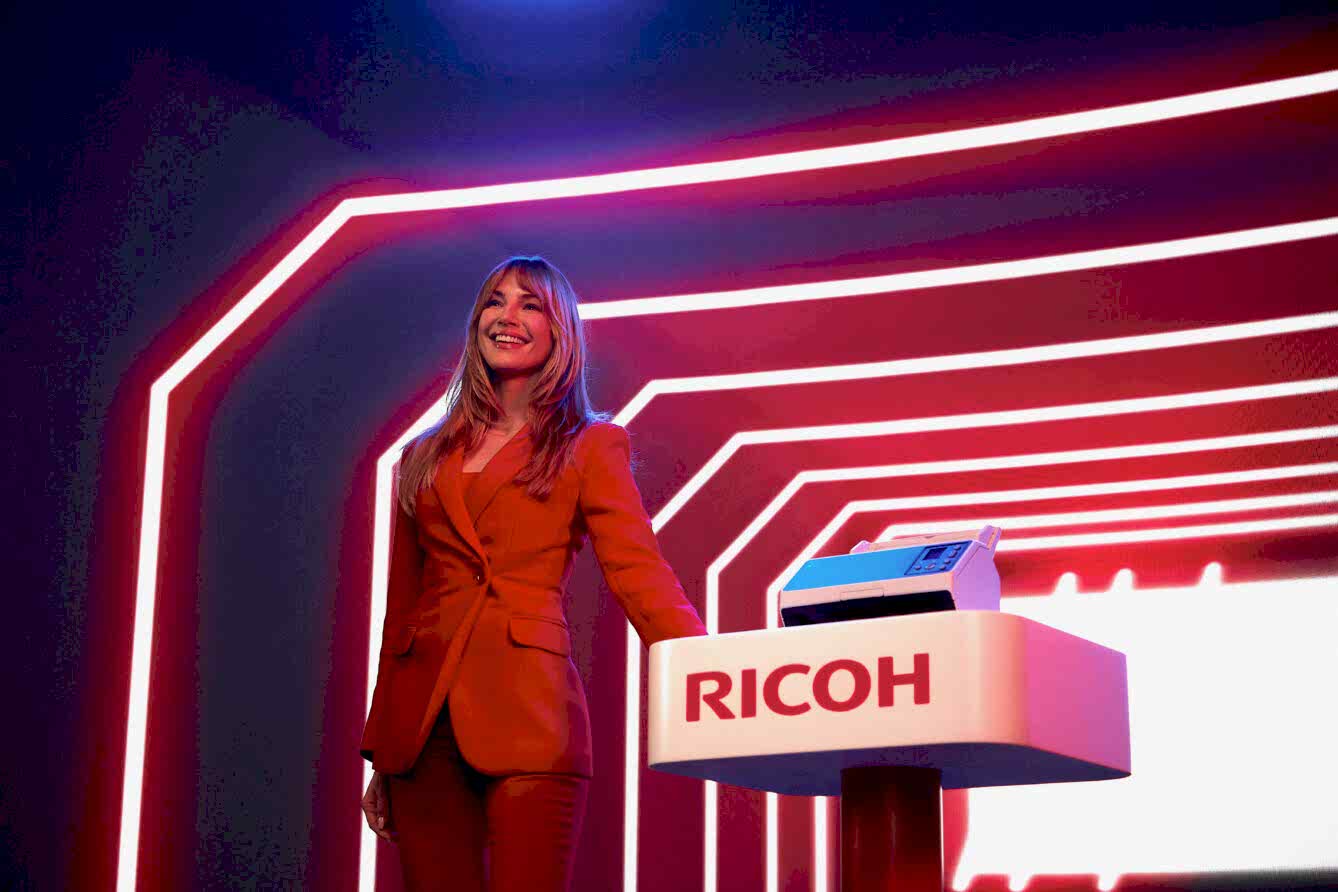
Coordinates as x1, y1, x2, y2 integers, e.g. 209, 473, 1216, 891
382, 624, 417, 657
508, 615, 571, 657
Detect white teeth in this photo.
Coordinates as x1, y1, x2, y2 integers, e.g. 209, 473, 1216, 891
493, 335, 525, 344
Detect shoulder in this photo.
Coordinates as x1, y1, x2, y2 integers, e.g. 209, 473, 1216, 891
576, 420, 628, 451
574, 421, 630, 468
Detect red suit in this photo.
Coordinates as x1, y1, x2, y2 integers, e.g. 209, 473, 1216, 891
361, 421, 707, 779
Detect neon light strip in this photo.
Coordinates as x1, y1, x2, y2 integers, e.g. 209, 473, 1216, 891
870, 489, 1338, 540
652, 377, 1338, 533
358, 401, 455, 892
119, 68, 1338, 892
341, 70, 1338, 221
580, 218, 1338, 319
120, 211, 353, 892
616, 311, 1338, 422
956, 513, 1338, 550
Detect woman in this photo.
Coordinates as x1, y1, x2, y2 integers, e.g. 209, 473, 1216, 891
359, 256, 707, 891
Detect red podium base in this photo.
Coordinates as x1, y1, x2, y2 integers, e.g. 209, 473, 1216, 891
840, 766, 943, 892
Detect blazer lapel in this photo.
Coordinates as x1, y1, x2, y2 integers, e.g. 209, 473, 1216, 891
430, 427, 533, 564
432, 445, 487, 564
469, 429, 533, 522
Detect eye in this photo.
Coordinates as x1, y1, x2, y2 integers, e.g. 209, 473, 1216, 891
484, 297, 502, 307
525, 302, 543, 312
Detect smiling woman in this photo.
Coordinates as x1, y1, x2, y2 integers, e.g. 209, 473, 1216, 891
477, 270, 555, 385
357, 256, 707, 892
395, 256, 599, 501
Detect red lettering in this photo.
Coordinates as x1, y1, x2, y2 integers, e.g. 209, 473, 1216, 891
763, 663, 811, 716
740, 668, 757, 718
687, 671, 734, 722
878, 653, 930, 706
686, 654, 930, 721
813, 659, 871, 712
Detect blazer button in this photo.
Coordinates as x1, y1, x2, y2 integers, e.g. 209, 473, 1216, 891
474, 573, 483, 583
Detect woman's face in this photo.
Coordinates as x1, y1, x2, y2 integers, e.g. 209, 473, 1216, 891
476, 269, 555, 379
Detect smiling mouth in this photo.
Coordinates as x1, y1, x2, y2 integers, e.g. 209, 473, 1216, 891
491, 334, 528, 345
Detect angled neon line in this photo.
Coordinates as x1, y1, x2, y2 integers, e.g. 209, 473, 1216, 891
119, 209, 354, 892
342, 70, 1338, 221
617, 310, 1338, 422
650, 377, 1338, 533
847, 463, 1338, 550
883, 513, 1338, 550
121, 67, 1338, 892
582, 218, 1338, 319
871, 489, 1338, 539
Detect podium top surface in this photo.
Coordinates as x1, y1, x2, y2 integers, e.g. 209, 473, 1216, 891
647, 611, 1130, 796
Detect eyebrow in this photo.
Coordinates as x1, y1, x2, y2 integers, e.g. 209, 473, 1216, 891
491, 289, 542, 301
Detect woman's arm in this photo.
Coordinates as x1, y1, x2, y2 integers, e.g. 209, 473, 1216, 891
360, 462, 426, 763
577, 422, 707, 644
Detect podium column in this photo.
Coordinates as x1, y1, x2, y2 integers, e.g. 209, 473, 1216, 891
840, 766, 943, 892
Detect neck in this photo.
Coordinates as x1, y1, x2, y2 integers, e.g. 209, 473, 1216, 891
491, 374, 535, 432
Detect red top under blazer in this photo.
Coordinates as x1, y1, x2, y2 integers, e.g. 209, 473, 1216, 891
360, 421, 708, 777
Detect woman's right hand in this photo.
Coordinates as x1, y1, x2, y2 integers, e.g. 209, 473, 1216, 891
362, 770, 396, 842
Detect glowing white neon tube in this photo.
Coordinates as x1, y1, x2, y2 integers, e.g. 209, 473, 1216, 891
616, 311, 1338, 423
999, 513, 1338, 550
582, 218, 1338, 320
872, 492, 1338, 542
654, 377, 1338, 534
118, 67, 1338, 892
342, 70, 1338, 222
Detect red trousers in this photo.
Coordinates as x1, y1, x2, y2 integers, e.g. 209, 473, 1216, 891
388, 705, 589, 892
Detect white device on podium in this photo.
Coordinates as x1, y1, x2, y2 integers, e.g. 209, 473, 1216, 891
779, 524, 1003, 626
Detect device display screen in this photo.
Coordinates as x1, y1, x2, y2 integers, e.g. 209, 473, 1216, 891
922, 546, 946, 561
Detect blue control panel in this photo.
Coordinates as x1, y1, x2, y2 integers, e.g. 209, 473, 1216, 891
904, 541, 970, 576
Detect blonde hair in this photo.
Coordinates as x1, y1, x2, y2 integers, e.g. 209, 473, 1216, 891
395, 256, 607, 514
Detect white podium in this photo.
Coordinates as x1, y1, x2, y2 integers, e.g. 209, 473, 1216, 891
648, 611, 1131, 891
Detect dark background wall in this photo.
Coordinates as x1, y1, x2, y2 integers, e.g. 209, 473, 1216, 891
5, 2, 1337, 890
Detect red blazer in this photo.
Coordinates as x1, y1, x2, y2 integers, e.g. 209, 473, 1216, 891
360, 421, 707, 777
